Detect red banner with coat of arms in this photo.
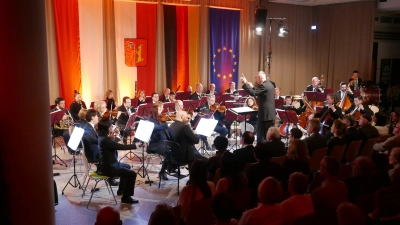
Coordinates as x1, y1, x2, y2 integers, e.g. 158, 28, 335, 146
125, 38, 147, 67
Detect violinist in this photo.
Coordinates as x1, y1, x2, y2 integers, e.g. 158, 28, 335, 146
94, 100, 107, 120
245, 97, 258, 132
278, 96, 302, 115
348, 70, 362, 91
205, 83, 217, 95
344, 96, 373, 117
189, 83, 204, 100
274, 87, 284, 100
116, 97, 135, 130
308, 94, 343, 136
69, 91, 87, 121
104, 90, 118, 110
334, 82, 354, 104
137, 89, 146, 105
304, 77, 325, 93
196, 94, 228, 137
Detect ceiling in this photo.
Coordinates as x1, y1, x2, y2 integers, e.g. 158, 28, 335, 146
267, 0, 370, 6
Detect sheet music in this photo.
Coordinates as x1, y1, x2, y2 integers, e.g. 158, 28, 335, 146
68, 127, 84, 151
135, 120, 155, 143
196, 118, 218, 137
229, 107, 255, 114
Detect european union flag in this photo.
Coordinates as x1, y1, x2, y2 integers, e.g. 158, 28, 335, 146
210, 8, 240, 94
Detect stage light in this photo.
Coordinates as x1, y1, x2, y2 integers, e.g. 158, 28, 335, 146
256, 27, 262, 32
311, 25, 317, 30
277, 20, 288, 37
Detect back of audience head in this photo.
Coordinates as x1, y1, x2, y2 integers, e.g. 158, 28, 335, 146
343, 115, 356, 127
289, 128, 302, 141
373, 113, 386, 126
286, 139, 309, 163
254, 143, 269, 161
371, 153, 389, 172
241, 131, 255, 146
307, 119, 320, 134
95, 206, 122, 225
258, 177, 282, 205
148, 203, 175, 225
188, 159, 212, 198
288, 172, 308, 195
320, 156, 340, 177
337, 203, 365, 225
214, 136, 228, 153
332, 119, 347, 137
352, 156, 374, 177
359, 114, 372, 126
211, 193, 236, 222
266, 126, 280, 141
220, 151, 240, 177
389, 147, 400, 166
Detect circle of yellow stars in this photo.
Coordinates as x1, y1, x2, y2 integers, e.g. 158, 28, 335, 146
212, 46, 237, 79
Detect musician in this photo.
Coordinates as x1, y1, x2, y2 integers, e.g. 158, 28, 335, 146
225, 91, 241, 138
334, 82, 354, 103
168, 91, 176, 102
305, 77, 325, 93
278, 96, 302, 115
344, 96, 373, 116
137, 89, 146, 105
162, 88, 170, 102
349, 70, 362, 91
51, 97, 71, 135
186, 86, 192, 92
97, 118, 139, 204
206, 83, 217, 95
245, 97, 258, 132
224, 82, 236, 94
69, 91, 87, 121
308, 94, 343, 136
52, 97, 67, 112
151, 92, 159, 103
94, 100, 107, 119
274, 87, 284, 100
116, 97, 135, 130
104, 90, 118, 110
175, 100, 184, 112
266, 74, 276, 88
196, 94, 228, 137
241, 71, 275, 143
189, 83, 204, 100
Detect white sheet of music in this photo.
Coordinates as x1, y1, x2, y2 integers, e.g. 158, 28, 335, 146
135, 120, 155, 143
229, 107, 255, 114
68, 127, 84, 151
196, 118, 218, 137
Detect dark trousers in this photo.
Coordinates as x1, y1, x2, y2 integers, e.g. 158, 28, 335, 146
188, 149, 208, 170
257, 120, 273, 143
110, 163, 137, 197
214, 124, 228, 137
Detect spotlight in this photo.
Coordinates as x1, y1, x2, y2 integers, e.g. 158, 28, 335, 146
256, 27, 263, 32
277, 20, 288, 37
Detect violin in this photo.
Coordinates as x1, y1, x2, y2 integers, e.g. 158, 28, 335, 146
103, 108, 118, 118
160, 112, 176, 122
210, 103, 226, 113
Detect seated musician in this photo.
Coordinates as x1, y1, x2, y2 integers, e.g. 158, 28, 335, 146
197, 94, 228, 137
104, 90, 118, 110
168, 91, 176, 102
334, 82, 354, 103
190, 83, 204, 100
97, 118, 139, 204
137, 89, 146, 105
51, 97, 71, 136
308, 94, 343, 136
186, 86, 192, 92
162, 88, 170, 103
206, 83, 217, 95
304, 77, 325, 93
224, 82, 236, 94
274, 87, 284, 100
278, 96, 302, 115
69, 91, 87, 121
151, 92, 159, 103
94, 100, 107, 120
63, 108, 89, 154
344, 96, 373, 116
245, 97, 258, 132
348, 70, 362, 91
116, 97, 136, 143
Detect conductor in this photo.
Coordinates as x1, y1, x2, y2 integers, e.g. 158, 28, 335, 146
240, 71, 275, 143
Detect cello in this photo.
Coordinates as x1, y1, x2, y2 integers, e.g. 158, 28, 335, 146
336, 83, 352, 111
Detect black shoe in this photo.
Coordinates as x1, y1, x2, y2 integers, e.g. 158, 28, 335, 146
107, 178, 119, 186
117, 190, 123, 196
159, 172, 169, 180
121, 196, 139, 204
91, 188, 100, 193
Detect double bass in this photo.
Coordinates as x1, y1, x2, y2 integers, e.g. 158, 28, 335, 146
336, 83, 352, 111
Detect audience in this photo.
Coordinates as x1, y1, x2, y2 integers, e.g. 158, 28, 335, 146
207, 136, 228, 181
388, 147, 400, 181
148, 203, 175, 225
304, 119, 327, 157
178, 159, 216, 222
336, 203, 365, 225
281, 172, 314, 225
289, 128, 303, 142
233, 131, 256, 171
216, 152, 248, 193
373, 122, 400, 152
311, 156, 348, 210
326, 119, 347, 155
211, 193, 239, 225
388, 111, 399, 135
358, 114, 380, 148
281, 140, 310, 181
372, 113, 388, 135
263, 127, 285, 158
371, 153, 392, 189
239, 177, 284, 225
95, 206, 122, 225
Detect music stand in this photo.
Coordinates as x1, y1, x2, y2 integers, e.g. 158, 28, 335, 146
135, 120, 155, 185
182, 91, 191, 100
195, 118, 218, 156
176, 91, 184, 100
136, 103, 154, 118
324, 88, 334, 95
183, 100, 201, 111
219, 94, 233, 103
50, 109, 68, 167
275, 99, 284, 108
225, 101, 246, 147
163, 102, 175, 112
305, 91, 326, 104
119, 113, 141, 162
62, 127, 84, 194
238, 89, 247, 97
228, 107, 257, 150
200, 96, 208, 106
145, 96, 152, 103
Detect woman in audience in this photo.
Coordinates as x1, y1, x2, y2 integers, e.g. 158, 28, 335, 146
216, 152, 248, 193
239, 177, 284, 225
178, 159, 216, 223
281, 140, 310, 181
148, 203, 176, 225
211, 193, 239, 225
372, 113, 388, 135
326, 119, 347, 155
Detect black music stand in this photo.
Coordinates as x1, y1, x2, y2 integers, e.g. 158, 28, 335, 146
175, 91, 184, 100
50, 109, 68, 167
277, 109, 298, 137
163, 102, 175, 111
135, 120, 155, 185
183, 100, 201, 111
225, 101, 246, 148
219, 94, 233, 103
62, 127, 84, 194
136, 103, 154, 118
119, 113, 141, 162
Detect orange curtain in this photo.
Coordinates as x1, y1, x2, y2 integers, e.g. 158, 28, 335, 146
53, 0, 81, 106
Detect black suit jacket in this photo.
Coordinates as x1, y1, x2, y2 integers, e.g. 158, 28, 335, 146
224, 89, 236, 94
116, 105, 135, 127
82, 123, 99, 163
242, 80, 275, 122
334, 90, 354, 103
233, 145, 256, 171
270, 81, 276, 88
168, 120, 200, 161
304, 133, 327, 156
69, 101, 87, 121
314, 105, 344, 121
344, 104, 373, 116
358, 124, 379, 149
305, 84, 325, 92
205, 90, 217, 95
263, 139, 286, 159
189, 92, 204, 100
344, 126, 362, 147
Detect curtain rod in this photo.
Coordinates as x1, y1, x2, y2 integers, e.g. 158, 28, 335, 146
162, 2, 200, 7
206, 5, 242, 11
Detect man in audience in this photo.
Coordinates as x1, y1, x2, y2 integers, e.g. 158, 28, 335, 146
239, 177, 284, 225
358, 114, 379, 147
207, 136, 228, 181
337, 203, 365, 225
281, 172, 314, 225
151, 92, 159, 103
303, 119, 327, 157
342, 115, 361, 145
373, 122, 400, 152
264, 127, 285, 158
388, 147, 400, 181
233, 131, 256, 171
94, 206, 122, 225
211, 193, 238, 225
311, 156, 349, 210
289, 128, 303, 142
148, 203, 175, 225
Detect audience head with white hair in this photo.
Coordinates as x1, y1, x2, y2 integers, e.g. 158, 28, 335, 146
94, 206, 122, 225
266, 126, 280, 142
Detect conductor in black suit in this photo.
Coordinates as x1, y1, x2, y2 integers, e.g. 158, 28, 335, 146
241, 71, 275, 143
97, 118, 139, 204
349, 70, 362, 91
189, 83, 204, 100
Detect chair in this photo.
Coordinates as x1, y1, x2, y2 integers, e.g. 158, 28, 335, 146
270, 155, 286, 167
161, 140, 191, 195
309, 147, 328, 173
243, 162, 257, 174
355, 192, 375, 215
185, 198, 215, 225
378, 134, 390, 143
229, 189, 253, 212
360, 137, 379, 157
81, 141, 117, 208
293, 208, 337, 225
329, 144, 346, 162
344, 140, 362, 162
337, 163, 353, 180
309, 172, 324, 193
213, 168, 221, 187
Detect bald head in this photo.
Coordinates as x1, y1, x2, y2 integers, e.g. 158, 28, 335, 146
352, 156, 374, 177
337, 203, 365, 225
95, 206, 122, 225
175, 110, 188, 122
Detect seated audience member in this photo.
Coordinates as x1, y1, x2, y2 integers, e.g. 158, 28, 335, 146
311, 156, 349, 210
281, 140, 310, 181
289, 128, 303, 142
148, 203, 176, 225
388, 147, 400, 182
373, 122, 400, 152
358, 114, 379, 147
371, 153, 392, 189
179, 159, 216, 222
372, 113, 388, 135
95, 206, 122, 225
233, 131, 256, 171
369, 167, 400, 223
304, 119, 327, 157
388, 111, 399, 135
336, 203, 366, 225
281, 172, 314, 225
326, 119, 347, 155
239, 177, 284, 225
342, 115, 362, 149
342, 156, 377, 203
216, 152, 248, 194
211, 193, 239, 225
207, 136, 228, 181
264, 127, 285, 159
